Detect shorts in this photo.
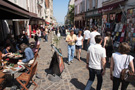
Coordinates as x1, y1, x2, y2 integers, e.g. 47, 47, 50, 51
76, 45, 82, 49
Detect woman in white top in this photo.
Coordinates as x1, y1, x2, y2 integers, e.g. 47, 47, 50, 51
76, 31, 83, 61
36, 28, 41, 41
110, 42, 134, 90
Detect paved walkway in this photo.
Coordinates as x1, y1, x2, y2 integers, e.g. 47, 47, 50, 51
28, 34, 135, 90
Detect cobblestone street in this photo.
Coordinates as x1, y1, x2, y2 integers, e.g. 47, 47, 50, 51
29, 34, 135, 90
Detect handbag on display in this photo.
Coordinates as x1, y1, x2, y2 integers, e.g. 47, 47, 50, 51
120, 56, 135, 82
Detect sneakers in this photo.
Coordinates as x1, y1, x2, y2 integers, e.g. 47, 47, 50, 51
67, 60, 73, 65
70, 61, 73, 63
68, 61, 70, 65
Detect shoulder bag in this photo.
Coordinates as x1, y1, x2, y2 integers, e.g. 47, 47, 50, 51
120, 55, 135, 82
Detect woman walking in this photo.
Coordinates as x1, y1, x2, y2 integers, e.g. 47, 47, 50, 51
110, 42, 134, 90
76, 31, 83, 61
103, 31, 113, 62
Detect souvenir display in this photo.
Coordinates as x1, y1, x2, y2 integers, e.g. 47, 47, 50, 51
127, 8, 135, 50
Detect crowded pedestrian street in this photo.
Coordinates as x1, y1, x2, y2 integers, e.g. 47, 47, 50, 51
1, 0, 135, 90
23, 33, 134, 90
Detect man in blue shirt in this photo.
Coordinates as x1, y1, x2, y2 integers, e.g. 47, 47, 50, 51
17, 43, 34, 70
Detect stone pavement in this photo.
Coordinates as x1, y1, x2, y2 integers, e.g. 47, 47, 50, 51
27, 34, 135, 90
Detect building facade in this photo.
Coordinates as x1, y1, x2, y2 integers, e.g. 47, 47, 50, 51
74, 0, 85, 28
0, 0, 56, 42
45, 0, 54, 26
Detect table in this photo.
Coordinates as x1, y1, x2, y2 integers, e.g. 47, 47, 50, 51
0, 64, 20, 87
6, 53, 23, 64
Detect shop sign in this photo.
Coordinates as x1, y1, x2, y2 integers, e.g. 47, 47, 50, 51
98, 0, 125, 13
86, 10, 99, 17
74, 15, 84, 20
99, 7, 113, 13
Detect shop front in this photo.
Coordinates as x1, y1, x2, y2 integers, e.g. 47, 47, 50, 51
85, 9, 102, 29
98, 1, 127, 48
0, 0, 31, 43
126, 8, 135, 50
74, 13, 85, 29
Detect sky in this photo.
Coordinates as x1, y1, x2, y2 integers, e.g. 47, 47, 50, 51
53, 0, 69, 24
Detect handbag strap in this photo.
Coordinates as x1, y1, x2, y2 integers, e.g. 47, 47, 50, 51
124, 55, 129, 69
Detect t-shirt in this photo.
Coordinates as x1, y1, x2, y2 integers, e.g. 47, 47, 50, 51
84, 30, 91, 40
87, 44, 106, 70
66, 34, 77, 46
76, 36, 83, 46
36, 30, 41, 37
112, 52, 134, 78
89, 31, 100, 45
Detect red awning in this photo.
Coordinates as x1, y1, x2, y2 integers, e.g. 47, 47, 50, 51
98, 1, 125, 13
46, 21, 50, 25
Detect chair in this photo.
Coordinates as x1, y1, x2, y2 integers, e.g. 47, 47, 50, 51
0, 72, 5, 90
16, 62, 38, 90
25, 51, 38, 71
36, 44, 40, 58
0, 51, 2, 61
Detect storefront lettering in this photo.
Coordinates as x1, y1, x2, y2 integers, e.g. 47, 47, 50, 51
99, 7, 114, 13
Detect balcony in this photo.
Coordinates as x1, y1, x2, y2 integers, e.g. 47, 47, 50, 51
103, 0, 125, 6
37, 0, 43, 7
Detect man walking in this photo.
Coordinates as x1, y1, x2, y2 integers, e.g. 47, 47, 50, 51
83, 27, 90, 51
85, 35, 106, 90
66, 30, 77, 65
88, 26, 100, 46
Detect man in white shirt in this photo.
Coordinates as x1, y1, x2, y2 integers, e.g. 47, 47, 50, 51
83, 27, 90, 51
85, 35, 106, 90
88, 26, 100, 46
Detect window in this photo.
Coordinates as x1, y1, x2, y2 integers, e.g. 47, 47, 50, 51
92, 0, 96, 8
87, 0, 89, 11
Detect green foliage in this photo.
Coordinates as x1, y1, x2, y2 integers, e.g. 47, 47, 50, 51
68, 5, 74, 25
53, 35, 61, 48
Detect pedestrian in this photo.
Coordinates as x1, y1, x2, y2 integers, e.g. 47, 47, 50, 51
83, 27, 90, 51
85, 35, 106, 90
66, 30, 77, 65
88, 25, 100, 46
75, 31, 83, 61
36, 28, 41, 42
44, 28, 48, 42
110, 42, 134, 90
103, 31, 113, 63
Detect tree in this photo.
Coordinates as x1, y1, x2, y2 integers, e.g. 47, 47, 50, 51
68, 5, 74, 25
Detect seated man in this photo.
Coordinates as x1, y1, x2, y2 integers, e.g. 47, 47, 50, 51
17, 43, 34, 70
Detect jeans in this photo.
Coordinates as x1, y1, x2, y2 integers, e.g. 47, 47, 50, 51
113, 77, 129, 90
68, 45, 75, 62
83, 40, 89, 51
85, 68, 103, 90
38, 37, 41, 41
44, 35, 48, 42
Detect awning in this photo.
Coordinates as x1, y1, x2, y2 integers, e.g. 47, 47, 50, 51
98, 1, 125, 13
29, 17, 45, 25
0, 1, 30, 19
46, 21, 50, 25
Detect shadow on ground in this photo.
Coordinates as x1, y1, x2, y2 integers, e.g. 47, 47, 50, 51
63, 57, 68, 64
70, 78, 95, 90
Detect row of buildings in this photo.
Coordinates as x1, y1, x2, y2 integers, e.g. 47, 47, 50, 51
66, 0, 135, 50
66, 0, 135, 28
0, 0, 57, 42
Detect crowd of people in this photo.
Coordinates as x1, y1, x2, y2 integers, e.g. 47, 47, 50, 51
65, 25, 135, 90
0, 26, 51, 71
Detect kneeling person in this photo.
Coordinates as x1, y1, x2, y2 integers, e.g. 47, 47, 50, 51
17, 43, 34, 70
